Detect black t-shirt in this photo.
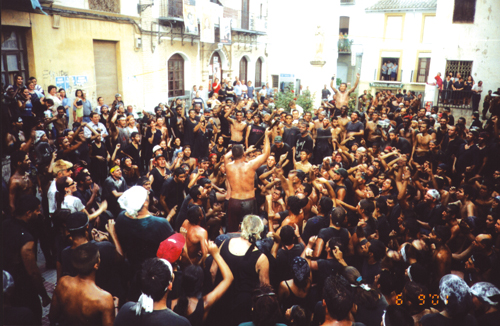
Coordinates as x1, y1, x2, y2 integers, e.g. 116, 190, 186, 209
317, 227, 350, 258
295, 134, 313, 161
456, 142, 479, 174
283, 126, 300, 148
218, 89, 227, 101
355, 295, 388, 326
124, 143, 141, 166
361, 260, 381, 285
444, 137, 466, 164
315, 258, 343, 289
247, 124, 266, 147
392, 136, 412, 155
74, 188, 92, 208
346, 121, 364, 143
219, 114, 230, 136
420, 313, 477, 326
150, 167, 171, 197
145, 128, 162, 150
301, 215, 330, 243
160, 177, 186, 211
115, 302, 191, 326
184, 118, 199, 146
276, 244, 305, 282
102, 176, 128, 212
115, 212, 174, 272
271, 143, 293, 175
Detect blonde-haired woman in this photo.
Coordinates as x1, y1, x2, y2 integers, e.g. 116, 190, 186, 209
213, 215, 270, 326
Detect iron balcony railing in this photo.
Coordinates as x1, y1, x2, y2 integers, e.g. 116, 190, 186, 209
438, 89, 475, 109
338, 38, 353, 53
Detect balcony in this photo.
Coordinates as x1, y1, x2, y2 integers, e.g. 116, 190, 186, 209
158, 0, 267, 34
160, 0, 183, 21
338, 38, 353, 53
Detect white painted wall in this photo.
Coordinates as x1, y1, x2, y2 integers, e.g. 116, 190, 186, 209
354, 10, 435, 85
268, 0, 340, 105
429, 0, 500, 107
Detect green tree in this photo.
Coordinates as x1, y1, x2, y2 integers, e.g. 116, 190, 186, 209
274, 89, 315, 113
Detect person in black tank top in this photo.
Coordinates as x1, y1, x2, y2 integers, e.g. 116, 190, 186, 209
169, 241, 234, 326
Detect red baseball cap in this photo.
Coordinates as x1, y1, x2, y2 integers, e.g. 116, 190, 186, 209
157, 233, 185, 263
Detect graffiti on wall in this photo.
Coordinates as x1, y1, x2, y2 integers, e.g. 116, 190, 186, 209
42, 70, 90, 95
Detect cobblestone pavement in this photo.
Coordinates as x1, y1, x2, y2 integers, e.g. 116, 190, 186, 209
37, 243, 57, 326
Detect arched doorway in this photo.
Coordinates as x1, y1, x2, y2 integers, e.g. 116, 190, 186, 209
255, 57, 262, 87
239, 56, 248, 83
209, 52, 222, 88
168, 53, 185, 97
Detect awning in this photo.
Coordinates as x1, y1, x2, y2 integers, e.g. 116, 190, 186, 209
2, 0, 47, 15
369, 82, 404, 89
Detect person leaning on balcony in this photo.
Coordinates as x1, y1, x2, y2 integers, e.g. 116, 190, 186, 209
442, 74, 453, 104
390, 62, 398, 81
452, 77, 465, 106
381, 62, 388, 81
464, 76, 474, 106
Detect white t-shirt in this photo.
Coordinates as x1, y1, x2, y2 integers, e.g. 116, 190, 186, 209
48, 179, 57, 214
61, 195, 85, 213
472, 84, 483, 93
46, 93, 62, 112
295, 104, 304, 115
259, 89, 267, 97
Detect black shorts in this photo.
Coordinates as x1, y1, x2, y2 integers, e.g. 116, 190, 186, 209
227, 197, 257, 232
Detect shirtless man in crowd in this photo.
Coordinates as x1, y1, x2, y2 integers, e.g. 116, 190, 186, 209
8, 150, 35, 214
330, 73, 360, 109
337, 106, 350, 136
399, 116, 416, 147
226, 110, 247, 145
225, 128, 272, 232
181, 206, 208, 265
411, 119, 434, 166
331, 117, 342, 146
49, 243, 115, 326
365, 111, 384, 147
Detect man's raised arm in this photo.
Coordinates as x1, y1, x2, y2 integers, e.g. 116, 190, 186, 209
348, 73, 361, 94
249, 128, 272, 170
330, 75, 339, 94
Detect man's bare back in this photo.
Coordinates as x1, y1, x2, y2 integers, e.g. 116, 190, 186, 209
366, 121, 381, 142
50, 276, 114, 326
226, 129, 272, 200
8, 171, 34, 213
182, 219, 208, 264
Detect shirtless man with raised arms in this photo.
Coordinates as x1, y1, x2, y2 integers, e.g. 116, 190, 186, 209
225, 110, 247, 145
225, 128, 272, 232
330, 73, 360, 109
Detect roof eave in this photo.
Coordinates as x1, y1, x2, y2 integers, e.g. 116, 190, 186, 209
365, 7, 436, 12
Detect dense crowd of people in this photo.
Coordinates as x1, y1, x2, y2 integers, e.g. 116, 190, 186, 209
2, 73, 500, 326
